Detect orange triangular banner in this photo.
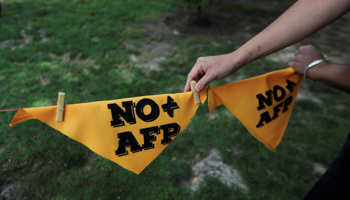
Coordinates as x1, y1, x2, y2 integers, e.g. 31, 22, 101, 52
208, 67, 302, 151
10, 67, 302, 174
11, 90, 208, 174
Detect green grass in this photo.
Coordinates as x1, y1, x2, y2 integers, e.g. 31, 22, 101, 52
1, 0, 350, 199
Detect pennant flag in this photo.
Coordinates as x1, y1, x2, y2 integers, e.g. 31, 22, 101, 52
9, 67, 302, 174
11, 90, 208, 174
208, 67, 302, 151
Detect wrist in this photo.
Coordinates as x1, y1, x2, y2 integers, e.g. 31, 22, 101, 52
305, 60, 330, 82
227, 49, 252, 71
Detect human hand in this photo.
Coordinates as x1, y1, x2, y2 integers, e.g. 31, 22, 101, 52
184, 53, 243, 92
288, 45, 326, 76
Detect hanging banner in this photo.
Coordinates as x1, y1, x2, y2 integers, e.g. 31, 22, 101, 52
11, 90, 208, 174
10, 67, 302, 174
208, 67, 302, 151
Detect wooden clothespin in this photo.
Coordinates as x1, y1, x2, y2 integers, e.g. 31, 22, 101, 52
190, 80, 200, 104
56, 92, 65, 122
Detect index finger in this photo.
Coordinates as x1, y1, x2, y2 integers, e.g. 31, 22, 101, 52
184, 70, 198, 92
184, 63, 203, 92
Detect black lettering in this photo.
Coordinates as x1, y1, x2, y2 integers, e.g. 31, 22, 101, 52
272, 102, 284, 120
273, 85, 286, 102
283, 96, 293, 112
136, 98, 160, 122
161, 96, 179, 118
256, 111, 272, 128
115, 131, 142, 157
160, 123, 181, 145
286, 79, 296, 92
140, 126, 159, 150
108, 101, 136, 127
256, 90, 273, 111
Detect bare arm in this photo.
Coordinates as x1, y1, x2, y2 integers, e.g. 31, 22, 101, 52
310, 62, 350, 94
184, 0, 350, 92
289, 45, 350, 94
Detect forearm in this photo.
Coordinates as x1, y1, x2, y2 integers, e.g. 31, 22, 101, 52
308, 62, 350, 94
232, 0, 350, 66
184, 0, 350, 93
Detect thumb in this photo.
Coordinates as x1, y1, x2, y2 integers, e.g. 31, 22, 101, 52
195, 74, 212, 92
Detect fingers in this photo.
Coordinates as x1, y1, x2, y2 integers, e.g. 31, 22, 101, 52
184, 59, 208, 92
194, 63, 210, 92
184, 76, 194, 92
184, 73, 193, 92
289, 45, 325, 75
294, 50, 300, 56
184, 54, 235, 93
288, 61, 300, 70
289, 48, 304, 73
195, 68, 213, 92
288, 61, 294, 67
184, 62, 202, 92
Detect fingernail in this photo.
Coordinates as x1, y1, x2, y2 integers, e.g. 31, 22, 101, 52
195, 85, 202, 93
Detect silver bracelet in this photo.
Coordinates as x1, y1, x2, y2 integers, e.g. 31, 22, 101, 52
304, 59, 329, 83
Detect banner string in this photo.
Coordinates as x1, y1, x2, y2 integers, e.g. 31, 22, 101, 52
325, 49, 350, 58
0, 108, 23, 112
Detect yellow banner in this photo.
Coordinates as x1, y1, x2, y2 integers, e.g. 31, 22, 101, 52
10, 68, 302, 174
208, 67, 302, 151
11, 90, 207, 174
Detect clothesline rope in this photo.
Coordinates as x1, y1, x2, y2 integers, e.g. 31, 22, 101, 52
0, 108, 22, 112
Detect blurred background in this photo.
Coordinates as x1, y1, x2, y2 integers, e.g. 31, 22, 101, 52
1, 0, 350, 199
